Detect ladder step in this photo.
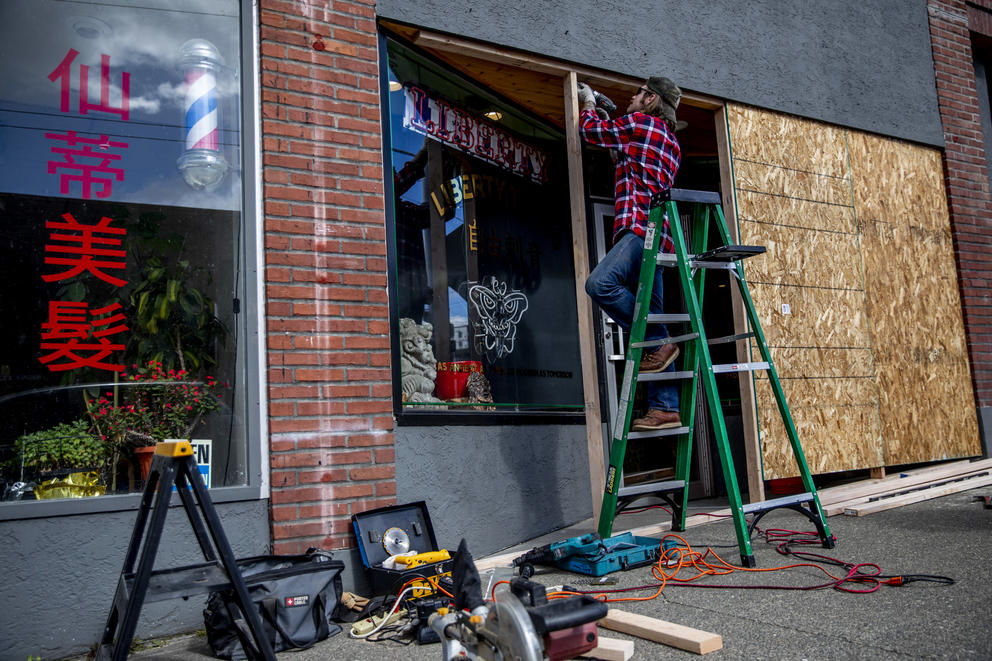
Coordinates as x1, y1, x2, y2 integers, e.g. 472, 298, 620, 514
711, 361, 769, 374
741, 491, 815, 515
637, 370, 695, 382
707, 332, 755, 346
656, 253, 745, 271
617, 479, 686, 498
627, 426, 691, 439
647, 313, 690, 324
631, 332, 699, 350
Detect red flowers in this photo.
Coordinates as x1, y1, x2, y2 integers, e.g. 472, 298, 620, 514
88, 359, 224, 445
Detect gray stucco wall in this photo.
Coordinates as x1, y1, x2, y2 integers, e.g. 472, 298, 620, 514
395, 424, 591, 558
0, 498, 269, 660
377, 0, 943, 147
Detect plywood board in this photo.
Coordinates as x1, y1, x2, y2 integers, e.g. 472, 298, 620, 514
761, 347, 875, 380
740, 220, 863, 289
755, 377, 884, 477
728, 103, 879, 479
726, 105, 849, 177
729, 102, 979, 479
736, 189, 857, 233
876, 362, 982, 464
734, 159, 853, 208
847, 131, 981, 465
747, 283, 871, 349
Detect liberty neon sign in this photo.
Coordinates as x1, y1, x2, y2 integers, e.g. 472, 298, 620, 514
402, 85, 550, 183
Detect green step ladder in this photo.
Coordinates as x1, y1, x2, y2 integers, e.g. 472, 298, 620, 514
596, 188, 834, 567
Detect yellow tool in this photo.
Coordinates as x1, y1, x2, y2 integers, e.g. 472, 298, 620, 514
394, 549, 451, 568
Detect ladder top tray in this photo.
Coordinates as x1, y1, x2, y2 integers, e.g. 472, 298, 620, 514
695, 245, 766, 262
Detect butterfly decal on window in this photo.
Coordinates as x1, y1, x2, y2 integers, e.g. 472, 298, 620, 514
468, 276, 529, 359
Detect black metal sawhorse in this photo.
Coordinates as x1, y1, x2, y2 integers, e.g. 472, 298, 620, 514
96, 441, 274, 661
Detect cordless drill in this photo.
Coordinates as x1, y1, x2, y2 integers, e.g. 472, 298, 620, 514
511, 533, 606, 578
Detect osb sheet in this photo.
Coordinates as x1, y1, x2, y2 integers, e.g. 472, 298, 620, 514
728, 103, 880, 479
875, 362, 981, 464
727, 105, 849, 177
730, 103, 980, 480
737, 189, 857, 233
847, 132, 950, 232
739, 220, 863, 290
756, 347, 875, 380
754, 378, 884, 477
747, 283, 871, 349
734, 160, 853, 208
848, 131, 980, 463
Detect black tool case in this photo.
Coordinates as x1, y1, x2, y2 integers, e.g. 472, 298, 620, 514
350, 501, 454, 596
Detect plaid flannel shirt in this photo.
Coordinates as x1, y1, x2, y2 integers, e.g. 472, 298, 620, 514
579, 108, 681, 252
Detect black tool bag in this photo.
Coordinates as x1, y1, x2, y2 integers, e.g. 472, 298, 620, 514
203, 548, 344, 660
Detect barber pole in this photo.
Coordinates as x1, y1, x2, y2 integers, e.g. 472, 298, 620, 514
177, 39, 228, 189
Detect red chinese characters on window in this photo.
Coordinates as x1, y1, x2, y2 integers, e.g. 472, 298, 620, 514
45, 131, 128, 200
46, 49, 131, 199
38, 215, 129, 373
47, 49, 130, 120
39, 301, 128, 372
43, 213, 127, 287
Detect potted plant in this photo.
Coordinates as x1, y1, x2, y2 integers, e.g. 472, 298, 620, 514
87, 360, 224, 483
6, 419, 106, 499
8, 419, 103, 479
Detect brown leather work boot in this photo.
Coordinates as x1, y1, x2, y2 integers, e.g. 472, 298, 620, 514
631, 409, 682, 431
639, 343, 679, 373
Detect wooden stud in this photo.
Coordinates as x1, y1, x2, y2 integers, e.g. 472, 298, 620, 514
564, 72, 606, 522
715, 104, 764, 504
580, 636, 635, 661
599, 609, 723, 654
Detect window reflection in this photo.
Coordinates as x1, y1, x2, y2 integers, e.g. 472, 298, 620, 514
0, 0, 247, 501
386, 41, 585, 414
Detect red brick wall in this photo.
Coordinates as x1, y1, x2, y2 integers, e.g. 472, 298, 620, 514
928, 0, 992, 411
259, 0, 395, 553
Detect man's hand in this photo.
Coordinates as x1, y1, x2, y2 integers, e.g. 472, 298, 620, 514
577, 82, 596, 111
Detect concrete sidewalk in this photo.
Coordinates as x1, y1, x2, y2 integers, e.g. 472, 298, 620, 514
111, 486, 991, 660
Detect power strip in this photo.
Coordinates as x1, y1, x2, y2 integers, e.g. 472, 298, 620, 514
351, 608, 407, 636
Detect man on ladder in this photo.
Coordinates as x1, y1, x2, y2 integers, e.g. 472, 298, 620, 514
577, 76, 684, 431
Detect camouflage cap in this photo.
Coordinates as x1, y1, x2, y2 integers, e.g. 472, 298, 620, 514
646, 76, 681, 126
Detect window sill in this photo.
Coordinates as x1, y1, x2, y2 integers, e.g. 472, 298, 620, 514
0, 484, 261, 522
396, 409, 586, 426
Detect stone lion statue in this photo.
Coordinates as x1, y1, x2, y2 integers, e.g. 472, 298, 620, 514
399, 318, 443, 404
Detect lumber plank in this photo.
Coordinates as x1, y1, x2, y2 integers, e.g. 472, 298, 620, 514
843, 473, 992, 516
818, 459, 992, 505
599, 608, 722, 654
563, 71, 606, 526
579, 636, 634, 661
823, 464, 992, 515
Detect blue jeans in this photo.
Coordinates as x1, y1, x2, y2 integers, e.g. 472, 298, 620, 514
586, 232, 679, 412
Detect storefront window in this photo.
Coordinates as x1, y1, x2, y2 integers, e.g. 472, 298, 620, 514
0, 0, 253, 504
384, 39, 584, 416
